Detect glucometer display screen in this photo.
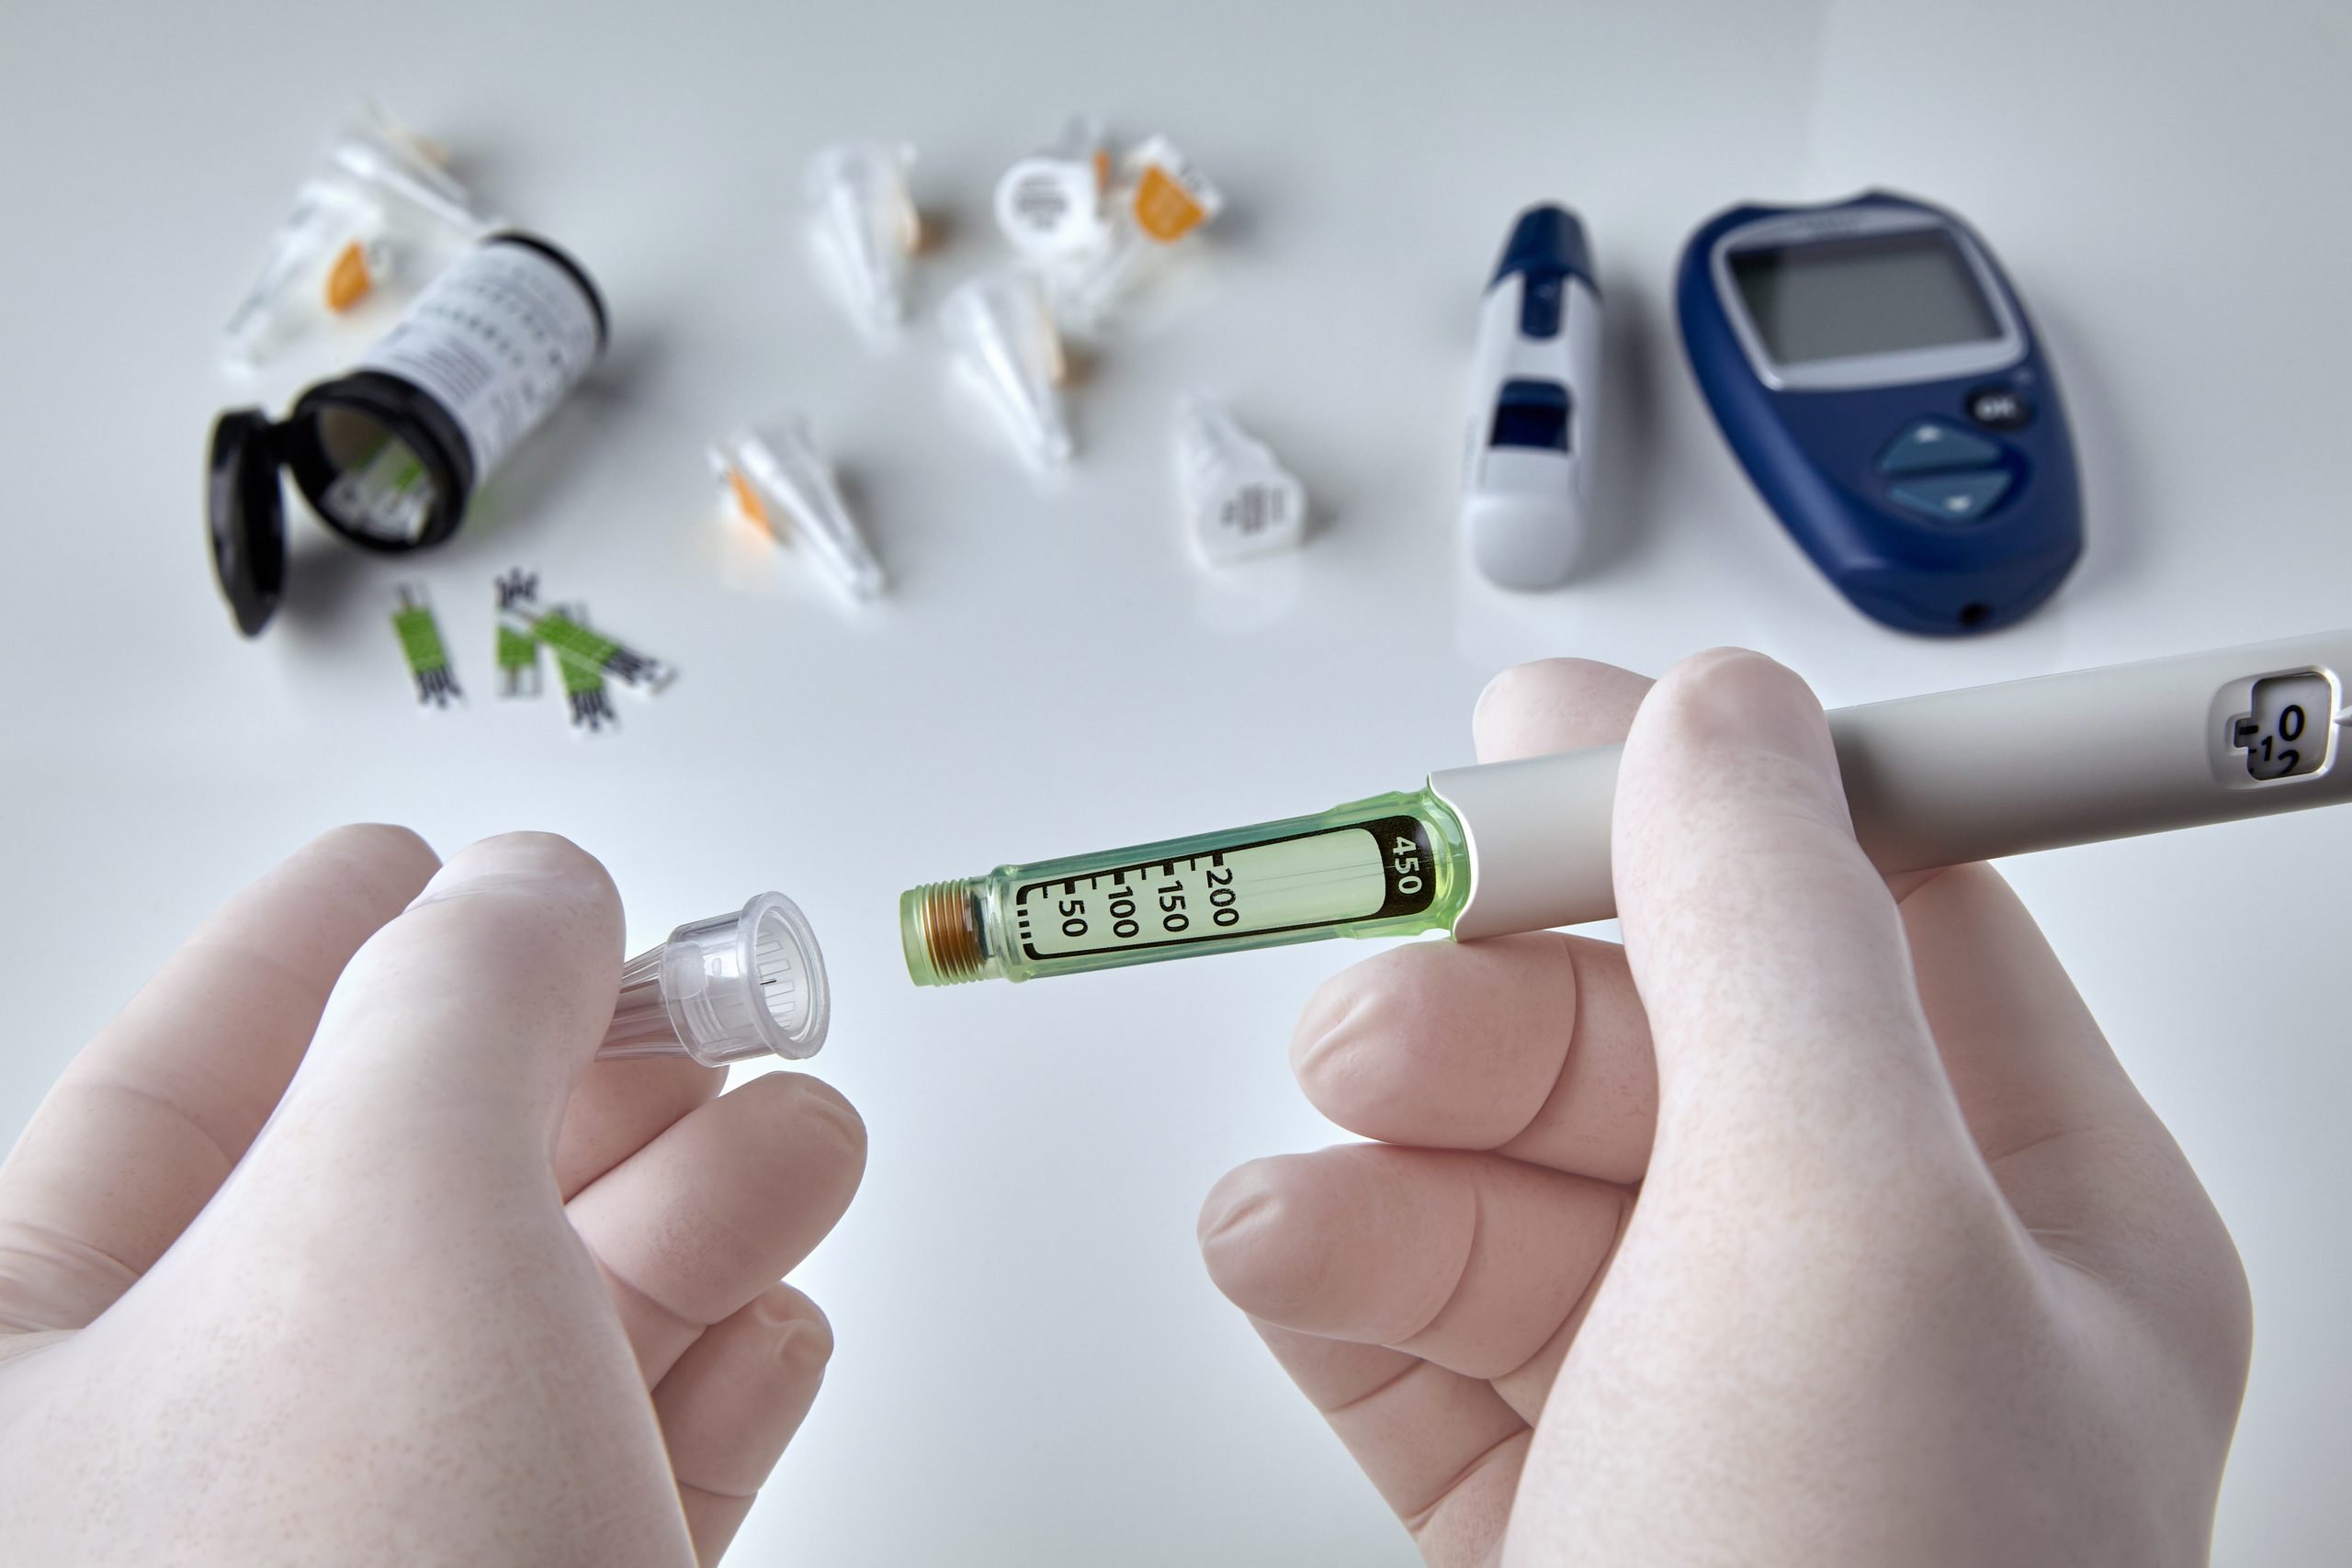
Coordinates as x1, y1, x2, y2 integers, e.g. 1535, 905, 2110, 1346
1732, 231, 2000, 365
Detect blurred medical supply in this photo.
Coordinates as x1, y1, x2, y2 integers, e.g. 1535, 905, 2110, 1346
222, 101, 500, 372
207, 233, 607, 637
943, 269, 1074, 469
390, 584, 462, 709
1055, 134, 1224, 330
195, 95, 2109, 757
494, 570, 546, 698
547, 602, 621, 735
993, 116, 1113, 262
503, 597, 677, 698
1463, 203, 1602, 589
1175, 395, 1306, 566
712, 416, 888, 603
807, 141, 922, 340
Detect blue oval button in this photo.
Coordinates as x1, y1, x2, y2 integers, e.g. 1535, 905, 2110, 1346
1889, 468, 2015, 524
1876, 420, 2002, 476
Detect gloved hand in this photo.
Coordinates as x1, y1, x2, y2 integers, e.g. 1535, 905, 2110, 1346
0, 829, 864, 1566
1201, 651, 2251, 1565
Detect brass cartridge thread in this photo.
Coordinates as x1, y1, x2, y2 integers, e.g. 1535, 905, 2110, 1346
902, 880, 990, 986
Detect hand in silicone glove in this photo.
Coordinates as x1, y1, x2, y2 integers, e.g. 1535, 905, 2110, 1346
1200, 652, 2251, 1566
0, 829, 864, 1566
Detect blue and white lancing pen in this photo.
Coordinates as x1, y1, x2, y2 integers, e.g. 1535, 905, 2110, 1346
1463, 203, 1604, 589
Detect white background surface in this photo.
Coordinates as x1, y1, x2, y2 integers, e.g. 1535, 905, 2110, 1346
2, 1, 2347, 1562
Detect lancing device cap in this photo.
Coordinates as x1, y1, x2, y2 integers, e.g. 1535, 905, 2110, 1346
205, 231, 607, 637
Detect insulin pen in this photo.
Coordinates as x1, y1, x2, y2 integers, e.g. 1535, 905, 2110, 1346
902, 632, 2352, 987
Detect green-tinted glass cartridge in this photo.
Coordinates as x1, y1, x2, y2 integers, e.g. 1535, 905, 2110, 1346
902, 788, 1473, 986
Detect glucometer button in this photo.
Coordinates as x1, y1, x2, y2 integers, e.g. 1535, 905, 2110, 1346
1967, 386, 2034, 430
1876, 420, 2000, 476
1890, 469, 2014, 525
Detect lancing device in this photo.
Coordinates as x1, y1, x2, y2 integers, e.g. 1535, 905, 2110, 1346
903, 632, 2352, 986
1462, 203, 1603, 589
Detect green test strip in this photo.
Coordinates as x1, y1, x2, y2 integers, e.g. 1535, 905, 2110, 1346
493, 570, 543, 698
523, 607, 674, 694
551, 604, 618, 735
390, 584, 461, 709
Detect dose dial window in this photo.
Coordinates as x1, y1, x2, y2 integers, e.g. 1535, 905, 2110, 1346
1730, 230, 2002, 367
1011, 818, 1437, 963
2230, 673, 2334, 782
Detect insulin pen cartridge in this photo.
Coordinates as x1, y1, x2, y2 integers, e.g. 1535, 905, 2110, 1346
1463, 203, 1601, 590
904, 632, 2352, 987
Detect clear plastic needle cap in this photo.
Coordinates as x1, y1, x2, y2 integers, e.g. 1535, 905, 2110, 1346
1175, 394, 1306, 564
712, 415, 888, 601
324, 99, 499, 235
943, 269, 1073, 468
1054, 134, 1223, 331
993, 115, 1111, 261
807, 141, 920, 338
600, 893, 831, 1067
223, 101, 498, 371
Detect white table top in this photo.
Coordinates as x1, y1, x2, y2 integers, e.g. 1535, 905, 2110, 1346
3, 1, 2346, 1561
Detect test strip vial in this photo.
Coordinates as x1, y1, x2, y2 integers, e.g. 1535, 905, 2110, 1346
209, 232, 608, 637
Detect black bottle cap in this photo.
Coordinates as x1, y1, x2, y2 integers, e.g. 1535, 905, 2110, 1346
208, 409, 287, 637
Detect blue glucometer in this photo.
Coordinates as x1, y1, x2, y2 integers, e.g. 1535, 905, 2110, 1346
1676, 191, 2081, 635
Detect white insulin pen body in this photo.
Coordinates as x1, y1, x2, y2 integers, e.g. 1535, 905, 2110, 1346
1431, 632, 2352, 938
1463, 203, 1603, 590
